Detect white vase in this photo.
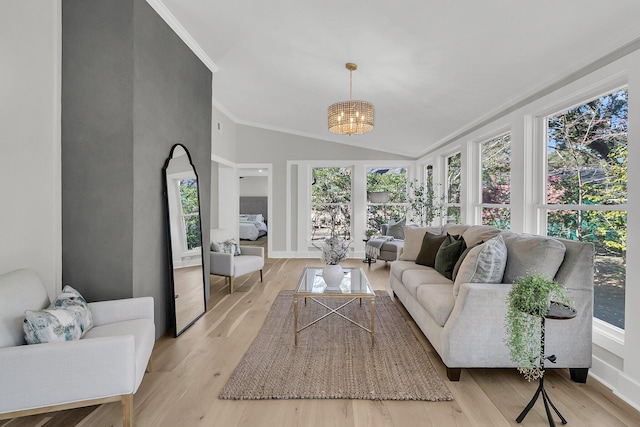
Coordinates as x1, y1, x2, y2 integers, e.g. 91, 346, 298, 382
322, 264, 344, 287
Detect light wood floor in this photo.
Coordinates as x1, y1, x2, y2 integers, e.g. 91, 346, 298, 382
4, 256, 640, 427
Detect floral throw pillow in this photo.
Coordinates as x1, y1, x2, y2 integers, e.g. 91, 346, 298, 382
212, 239, 242, 256
23, 285, 93, 344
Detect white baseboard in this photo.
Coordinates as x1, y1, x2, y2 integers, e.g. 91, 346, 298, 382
591, 355, 640, 412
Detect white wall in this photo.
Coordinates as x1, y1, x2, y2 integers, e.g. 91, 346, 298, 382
418, 47, 640, 411
0, 1, 61, 300
239, 176, 268, 196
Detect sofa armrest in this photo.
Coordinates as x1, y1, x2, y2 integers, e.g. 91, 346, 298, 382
239, 246, 264, 257
210, 251, 233, 276
441, 282, 513, 366
88, 296, 154, 327
0, 335, 135, 414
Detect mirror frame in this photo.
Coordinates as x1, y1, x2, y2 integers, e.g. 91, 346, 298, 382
162, 143, 207, 337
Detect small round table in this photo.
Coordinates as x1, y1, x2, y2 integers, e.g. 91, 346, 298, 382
362, 239, 376, 266
516, 303, 576, 427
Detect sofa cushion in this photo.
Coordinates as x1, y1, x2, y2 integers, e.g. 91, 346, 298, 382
399, 226, 442, 261
453, 235, 508, 296
501, 232, 566, 284
390, 260, 433, 283
402, 269, 452, 298
443, 223, 469, 236
415, 232, 448, 267
386, 218, 406, 239
461, 225, 502, 247
416, 284, 456, 327
434, 234, 466, 280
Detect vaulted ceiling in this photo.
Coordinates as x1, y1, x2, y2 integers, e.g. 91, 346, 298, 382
159, 0, 640, 158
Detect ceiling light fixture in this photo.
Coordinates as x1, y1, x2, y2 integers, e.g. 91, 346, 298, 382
328, 63, 374, 135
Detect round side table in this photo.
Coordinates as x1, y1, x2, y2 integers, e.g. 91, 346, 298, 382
516, 303, 576, 427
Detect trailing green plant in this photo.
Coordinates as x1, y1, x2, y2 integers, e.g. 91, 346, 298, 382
504, 273, 574, 381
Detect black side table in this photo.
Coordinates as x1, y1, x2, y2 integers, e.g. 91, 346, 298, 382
362, 238, 376, 266
516, 303, 576, 427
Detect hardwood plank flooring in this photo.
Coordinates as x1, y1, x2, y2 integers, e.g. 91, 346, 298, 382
3, 257, 640, 427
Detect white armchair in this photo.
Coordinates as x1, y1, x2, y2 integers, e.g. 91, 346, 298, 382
210, 228, 265, 293
0, 269, 155, 427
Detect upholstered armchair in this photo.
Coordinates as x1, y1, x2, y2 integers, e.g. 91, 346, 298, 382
0, 268, 155, 427
210, 229, 265, 293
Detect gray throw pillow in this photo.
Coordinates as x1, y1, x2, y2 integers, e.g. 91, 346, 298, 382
386, 218, 406, 239
453, 234, 508, 296
434, 234, 466, 280
415, 232, 447, 267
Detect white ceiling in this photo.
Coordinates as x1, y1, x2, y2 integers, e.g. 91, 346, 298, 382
159, 0, 640, 158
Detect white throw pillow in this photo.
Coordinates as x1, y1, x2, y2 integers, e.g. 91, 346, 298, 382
453, 234, 508, 296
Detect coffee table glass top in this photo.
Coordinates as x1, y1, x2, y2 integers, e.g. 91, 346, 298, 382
295, 267, 374, 296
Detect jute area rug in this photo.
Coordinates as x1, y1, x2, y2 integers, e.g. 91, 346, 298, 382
219, 290, 453, 401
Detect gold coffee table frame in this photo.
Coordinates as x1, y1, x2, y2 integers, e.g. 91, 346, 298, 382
293, 267, 375, 347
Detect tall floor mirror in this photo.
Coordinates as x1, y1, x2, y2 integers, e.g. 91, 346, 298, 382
163, 144, 206, 337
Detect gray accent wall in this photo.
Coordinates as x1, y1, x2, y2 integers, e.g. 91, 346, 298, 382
62, 0, 212, 337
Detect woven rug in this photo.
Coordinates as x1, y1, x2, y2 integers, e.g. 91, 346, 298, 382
219, 290, 453, 401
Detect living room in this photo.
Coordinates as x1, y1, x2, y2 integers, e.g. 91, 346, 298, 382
2, 1, 640, 426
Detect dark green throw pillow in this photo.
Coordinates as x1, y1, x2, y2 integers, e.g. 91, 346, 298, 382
415, 232, 447, 267
434, 234, 467, 280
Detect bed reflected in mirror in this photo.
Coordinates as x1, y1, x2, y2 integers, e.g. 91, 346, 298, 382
163, 144, 206, 337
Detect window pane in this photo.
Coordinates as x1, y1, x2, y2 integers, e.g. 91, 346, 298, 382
312, 167, 351, 203
366, 167, 407, 233
311, 205, 351, 241
547, 209, 626, 328
179, 179, 201, 250
446, 206, 461, 224
481, 134, 511, 204
546, 89, 628, 206
447, 153, 461, 204
545, 89, 627, 329
482, 207, 510, 229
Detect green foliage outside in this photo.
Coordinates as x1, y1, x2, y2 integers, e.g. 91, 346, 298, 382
179, 179, 201, 250
446, 153, 462, 223
366, 167, 407, 233
482, 133, 511, 229
311, 167, 352, 240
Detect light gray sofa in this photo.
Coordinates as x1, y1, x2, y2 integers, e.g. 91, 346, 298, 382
0, 269, 155, 427
390, 224, 594, 382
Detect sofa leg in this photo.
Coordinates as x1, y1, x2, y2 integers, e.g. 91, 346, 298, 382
122, 394, 133, 427
570, 368, 589, 383
446, 367, 461, 381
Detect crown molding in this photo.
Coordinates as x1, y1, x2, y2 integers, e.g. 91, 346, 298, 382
145, 0, 218, 73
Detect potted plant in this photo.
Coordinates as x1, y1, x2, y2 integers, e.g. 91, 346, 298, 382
504, 273, 574, 381
312, 233, 351, 287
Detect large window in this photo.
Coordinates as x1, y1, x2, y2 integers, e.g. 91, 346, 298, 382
446, 153, 462, 223
544, 88, 627, 329
481, 133, 511, 229
366, 167, 407, 234
311, 167, 352, 240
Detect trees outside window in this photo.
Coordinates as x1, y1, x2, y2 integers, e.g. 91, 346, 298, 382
544, 88, 627, 329
481, 133, 511, 229
311, 167, 352, 240
446, 153, 462, 223
366, 167, 407, 234
177, 178, 201, 251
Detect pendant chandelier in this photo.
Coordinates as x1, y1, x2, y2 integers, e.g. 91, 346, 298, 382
328, 63, 374, 135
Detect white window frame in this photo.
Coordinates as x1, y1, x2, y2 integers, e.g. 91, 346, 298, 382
533, 80, 629, 352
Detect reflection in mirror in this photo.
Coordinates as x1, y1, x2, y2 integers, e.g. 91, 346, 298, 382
163, 144, 206, 337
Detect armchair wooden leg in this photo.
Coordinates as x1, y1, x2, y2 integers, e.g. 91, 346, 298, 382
122, 394, 133, 427
260, 269, 263, 282
229, 276, 234, 294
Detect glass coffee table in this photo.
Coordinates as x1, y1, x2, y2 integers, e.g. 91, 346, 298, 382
293, 267, 375, 347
